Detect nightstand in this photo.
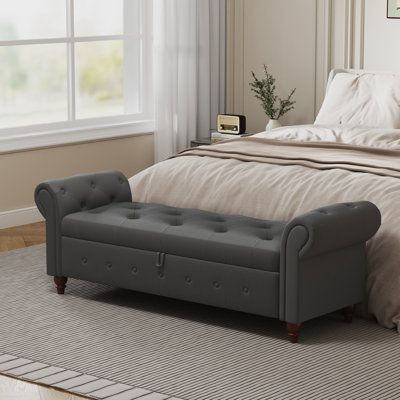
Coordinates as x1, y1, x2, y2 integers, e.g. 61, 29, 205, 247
190, 132, 253, 147
190, 139, 212, 147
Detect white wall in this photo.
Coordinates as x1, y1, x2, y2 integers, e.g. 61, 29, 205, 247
226, 0, 400, 133
326, 0, 400, 71
364, 0, 400, 70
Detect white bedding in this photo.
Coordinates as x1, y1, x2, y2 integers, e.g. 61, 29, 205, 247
129, 125, 400, 330
255, 124, 400, 149
315, 72, 400, 128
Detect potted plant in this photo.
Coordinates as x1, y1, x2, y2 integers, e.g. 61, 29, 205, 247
249, 65, 296, 130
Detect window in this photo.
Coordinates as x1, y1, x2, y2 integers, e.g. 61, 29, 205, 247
0, 0, 153, 148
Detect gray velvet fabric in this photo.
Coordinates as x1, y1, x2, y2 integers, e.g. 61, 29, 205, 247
35, 171, 131, 276
280, 201, 381, 323
62, 237, 280, 317
35, 170, 381, 325
283, 202, 382, 259
62, 202, 285, 272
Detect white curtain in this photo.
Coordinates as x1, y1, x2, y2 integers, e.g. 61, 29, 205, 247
153, 0, 225, 162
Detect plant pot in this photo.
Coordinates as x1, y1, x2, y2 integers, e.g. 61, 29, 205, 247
266, 119, 282, 131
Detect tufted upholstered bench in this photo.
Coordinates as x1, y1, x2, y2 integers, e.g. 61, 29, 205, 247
35, 170, 381, 342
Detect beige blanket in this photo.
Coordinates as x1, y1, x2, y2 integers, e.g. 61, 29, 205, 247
176, 137, 400, 178
129, 128, 400, 330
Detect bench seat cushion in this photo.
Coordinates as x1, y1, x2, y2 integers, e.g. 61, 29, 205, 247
62, 202, 285, 272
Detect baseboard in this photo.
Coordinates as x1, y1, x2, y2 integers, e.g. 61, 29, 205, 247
0, 206, 43, 229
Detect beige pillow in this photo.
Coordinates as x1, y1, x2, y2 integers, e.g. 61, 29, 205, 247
315, 72, 400, 128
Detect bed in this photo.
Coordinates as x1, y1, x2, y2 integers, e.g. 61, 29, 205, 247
129, 69, 400, 331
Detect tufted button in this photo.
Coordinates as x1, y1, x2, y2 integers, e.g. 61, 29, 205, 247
158, 271, 165, 278
80, 201, 86, 209
81, 257, 88, 265
118, 177, 124, 184
106, 261, 112, 270
213, 281, 221, 289
170, 219, 182, 226
319, 209, 328, 215
262, 234, 273, 241
242, 286, 250, 295
60, 187, 66, 195
90, 181, 96, 189
131, 266, 138, 274
346, 203, 356, 208
185, 276, 192, 284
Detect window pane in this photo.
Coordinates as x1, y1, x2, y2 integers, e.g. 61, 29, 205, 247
0, 44, 68, 128
74, 0, 123, 36
75, 41, 124, 119
0, 0, 66, 40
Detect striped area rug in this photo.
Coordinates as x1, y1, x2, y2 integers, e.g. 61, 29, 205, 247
0, 244, 399, 400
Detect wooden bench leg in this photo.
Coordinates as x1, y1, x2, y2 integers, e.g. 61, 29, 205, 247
287, 323, 301, 343
343, 305, 354, 323
54, 276, 68, 294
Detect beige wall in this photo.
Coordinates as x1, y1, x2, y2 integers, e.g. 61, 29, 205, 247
0, 134, 154, 212
226, 0, 400, 133
226, 0, 318, 133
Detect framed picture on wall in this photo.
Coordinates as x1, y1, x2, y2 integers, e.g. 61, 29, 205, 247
387, 0, 400, 18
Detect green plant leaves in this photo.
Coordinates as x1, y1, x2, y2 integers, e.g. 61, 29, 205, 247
249, 64, 296, 120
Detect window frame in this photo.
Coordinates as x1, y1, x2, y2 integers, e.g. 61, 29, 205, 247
0, 0, 153, 153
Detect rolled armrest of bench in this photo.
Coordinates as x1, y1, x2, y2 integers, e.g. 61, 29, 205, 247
35, 170, 132, 222
283, 201, 381, 259
34, 170, 131, 277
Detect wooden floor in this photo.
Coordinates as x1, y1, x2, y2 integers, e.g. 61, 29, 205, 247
0, 222, 87, 399
0, 222, 46, 252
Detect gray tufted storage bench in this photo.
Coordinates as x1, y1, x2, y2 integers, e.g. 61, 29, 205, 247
35, 170, 381, 342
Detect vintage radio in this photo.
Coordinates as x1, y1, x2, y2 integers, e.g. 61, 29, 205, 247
217, 114, 246, 134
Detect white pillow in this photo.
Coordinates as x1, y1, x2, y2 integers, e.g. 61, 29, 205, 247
315, 72, 400, 128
